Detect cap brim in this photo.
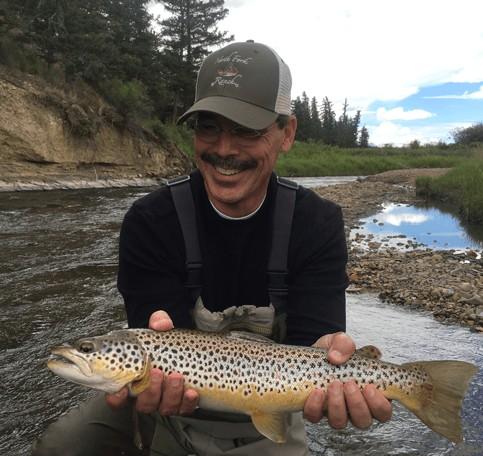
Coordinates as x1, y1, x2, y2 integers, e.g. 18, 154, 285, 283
177, 96, 279, 130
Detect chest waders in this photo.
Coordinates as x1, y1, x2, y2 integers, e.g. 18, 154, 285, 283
167, 175, 298, 344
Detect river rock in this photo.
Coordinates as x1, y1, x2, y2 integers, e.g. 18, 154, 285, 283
323, 174, 483, 333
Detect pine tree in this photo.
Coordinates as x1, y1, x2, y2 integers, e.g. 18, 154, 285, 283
335, 99, 360, 147
292, 92, 311, 141
310, 96, 322, 141
359, 126, 369, 147
320, 96, 336, 145
157, 0, 233, 120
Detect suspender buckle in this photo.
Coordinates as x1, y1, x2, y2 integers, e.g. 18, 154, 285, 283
185, 262, 202, 289
267, 271, 289, 295
276, 176, 299, 190
167, 175, 191, 187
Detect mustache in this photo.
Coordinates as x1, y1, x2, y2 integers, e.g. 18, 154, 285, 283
200, 152, 257, 171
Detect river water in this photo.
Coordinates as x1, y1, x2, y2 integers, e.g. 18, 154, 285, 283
0, 180, 481, 456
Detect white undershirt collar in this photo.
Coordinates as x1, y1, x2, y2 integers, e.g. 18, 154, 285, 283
209, 194, 267, 221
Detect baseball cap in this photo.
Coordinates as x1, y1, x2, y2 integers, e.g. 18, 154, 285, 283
177, 40, 292, 130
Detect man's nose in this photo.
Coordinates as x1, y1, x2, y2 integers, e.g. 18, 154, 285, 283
214, 129, 236, 156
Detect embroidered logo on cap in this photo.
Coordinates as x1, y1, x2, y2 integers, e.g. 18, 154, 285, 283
211, 51, 253, 88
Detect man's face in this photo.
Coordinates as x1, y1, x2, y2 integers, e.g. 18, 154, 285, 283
193, 113, 297, 217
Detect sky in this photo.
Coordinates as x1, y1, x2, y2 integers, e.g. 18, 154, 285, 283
150, 0, 483, 146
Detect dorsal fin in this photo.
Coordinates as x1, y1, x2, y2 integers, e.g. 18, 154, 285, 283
356, 345, 382, 360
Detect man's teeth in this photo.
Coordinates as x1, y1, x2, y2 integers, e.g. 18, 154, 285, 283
214, 166, 241, 176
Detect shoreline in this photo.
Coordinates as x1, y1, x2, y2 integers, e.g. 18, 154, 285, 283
313, 169, 482, 333
0, 176, 163, 192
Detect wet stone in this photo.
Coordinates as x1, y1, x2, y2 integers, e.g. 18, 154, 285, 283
315, 172, 482, 332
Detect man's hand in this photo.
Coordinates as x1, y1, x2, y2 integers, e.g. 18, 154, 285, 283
303, 332, 392, 430
105, 310, 199, 416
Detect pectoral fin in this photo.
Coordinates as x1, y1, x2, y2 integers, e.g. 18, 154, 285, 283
128, 358, 152, 396
250, 412, 288, 443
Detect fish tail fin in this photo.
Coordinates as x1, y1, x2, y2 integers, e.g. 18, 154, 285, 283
398, 360, 477, 443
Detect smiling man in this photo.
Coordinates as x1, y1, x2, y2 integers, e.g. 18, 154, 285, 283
33, 41, 391, 456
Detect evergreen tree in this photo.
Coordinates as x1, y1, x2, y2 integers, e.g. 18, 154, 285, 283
350, 109, 361, 146
335, 99, 360, 147
310, 96, 322, 141
158, 0, 233, 120
320, 96, 336, 145
292, 92, 311, 141
359, 126, 369, 147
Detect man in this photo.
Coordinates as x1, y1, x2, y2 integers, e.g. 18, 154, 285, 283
34, 40, 391, 456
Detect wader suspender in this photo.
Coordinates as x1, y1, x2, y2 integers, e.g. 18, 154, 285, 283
167, 175, 298, 313
167, 176, 203, 301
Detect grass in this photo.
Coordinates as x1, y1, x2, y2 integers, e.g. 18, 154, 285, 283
275, 142, 475, 176
415, 150, 483, 224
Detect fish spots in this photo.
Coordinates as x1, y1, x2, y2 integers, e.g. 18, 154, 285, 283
81, 328, 432, 406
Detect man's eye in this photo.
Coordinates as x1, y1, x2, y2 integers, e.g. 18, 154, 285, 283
233, 127, 262, 138
195, 123, 220, 134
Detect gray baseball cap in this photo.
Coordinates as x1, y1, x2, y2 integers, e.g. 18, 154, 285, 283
177, 41, 292, 129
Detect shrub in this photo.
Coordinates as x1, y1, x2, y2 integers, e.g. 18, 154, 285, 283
452, 122, 483, 145
99, 79, 153, 123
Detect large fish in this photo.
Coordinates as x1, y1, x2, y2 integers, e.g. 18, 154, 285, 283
47, 328, 477, 443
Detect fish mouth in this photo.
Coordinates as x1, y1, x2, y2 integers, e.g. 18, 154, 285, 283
48, 346, 93, 377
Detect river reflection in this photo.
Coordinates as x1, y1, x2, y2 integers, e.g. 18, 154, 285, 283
0, 183, 481, 456
352, 203, 483, 252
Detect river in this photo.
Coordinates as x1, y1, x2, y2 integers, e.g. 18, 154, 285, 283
0, 180, 481, 456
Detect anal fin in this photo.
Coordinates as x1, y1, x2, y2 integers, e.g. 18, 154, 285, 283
250, 412, 288, 443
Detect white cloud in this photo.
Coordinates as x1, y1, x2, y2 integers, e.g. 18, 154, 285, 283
424, 85, 483, 100
367, 121, 472, 146
382, 213, 429, 226
217, 0, 483, 107
379, 205, 429, 226
376, 107, 434, 121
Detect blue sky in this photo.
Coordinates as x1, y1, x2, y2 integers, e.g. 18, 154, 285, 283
364, 82, 483, 145
150, 0, 483, 146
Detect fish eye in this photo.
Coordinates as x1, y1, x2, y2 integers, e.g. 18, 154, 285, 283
78, 341, 95, 354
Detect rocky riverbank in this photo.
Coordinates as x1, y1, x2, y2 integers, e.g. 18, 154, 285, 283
315, 169, 483, 332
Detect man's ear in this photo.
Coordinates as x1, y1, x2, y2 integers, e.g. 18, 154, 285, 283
281, 115, 297, 153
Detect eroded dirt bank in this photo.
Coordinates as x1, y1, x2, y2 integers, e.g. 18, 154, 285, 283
0, 66, 192, 191
315, 169, 483, 332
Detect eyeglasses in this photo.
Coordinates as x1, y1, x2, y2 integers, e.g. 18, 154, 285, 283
193, 118, 272, 145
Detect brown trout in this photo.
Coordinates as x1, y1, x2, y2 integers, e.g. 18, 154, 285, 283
47, 328, 477, 443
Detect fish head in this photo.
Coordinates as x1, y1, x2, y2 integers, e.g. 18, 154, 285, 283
47, 330, 150, 395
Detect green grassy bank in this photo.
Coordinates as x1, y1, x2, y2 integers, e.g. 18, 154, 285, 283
415, 151, 483, 224
275, 142, 475, 176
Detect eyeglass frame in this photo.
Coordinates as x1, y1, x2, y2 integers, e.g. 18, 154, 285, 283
188, 113, 291, 145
